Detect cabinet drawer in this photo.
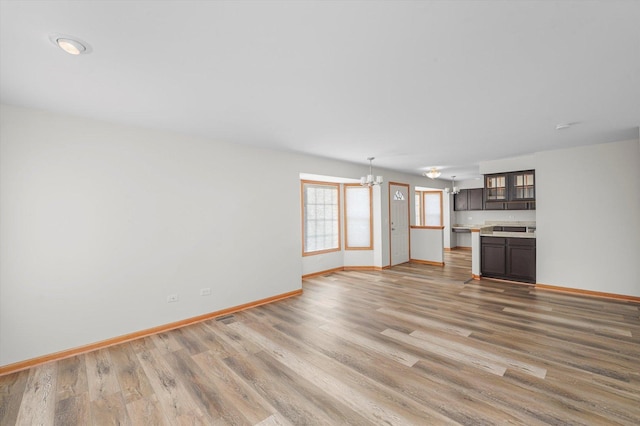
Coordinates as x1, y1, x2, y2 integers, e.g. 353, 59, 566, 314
507, 237, 535, 247
482, 236, 506, 245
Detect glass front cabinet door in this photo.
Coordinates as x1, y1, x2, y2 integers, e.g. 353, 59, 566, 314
510, 171, 535, 201
485, 174, 507, 201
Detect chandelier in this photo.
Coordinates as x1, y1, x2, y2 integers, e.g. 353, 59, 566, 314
443, 175, 460, 195
423, 167, 441, 179
360, 157, 383, 186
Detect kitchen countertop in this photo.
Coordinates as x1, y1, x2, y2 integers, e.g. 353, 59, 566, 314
481, 230, 536, 239
453, 222, 536, 238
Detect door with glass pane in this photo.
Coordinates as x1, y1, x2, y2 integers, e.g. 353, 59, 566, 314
390, 183, 410, 266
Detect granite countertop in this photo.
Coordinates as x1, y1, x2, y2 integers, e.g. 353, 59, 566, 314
481, 230, 536, 239
453, 222, 536, 238
452, 224, 484, 230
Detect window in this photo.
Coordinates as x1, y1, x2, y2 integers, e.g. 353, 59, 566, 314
302, 181, 340, 255
344, 184, 372, 249
415, 190, 443, 227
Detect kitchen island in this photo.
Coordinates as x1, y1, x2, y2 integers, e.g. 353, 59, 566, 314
457, 221, 536, 283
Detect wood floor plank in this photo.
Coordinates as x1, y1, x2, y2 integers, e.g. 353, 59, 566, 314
164, 348, 251, 424
89, 392, 130, 425
382, 327, 508, 376
15, 363, 57, 425
135, 348, 212, 425
378, 306, 474, 336
223, 350, 362, 425
408, 328, 547, 379
318, 322, 420, 367
191, 349, 277, 425
85, 348, 120, 402
108, 342, 154, 403
151, 332, 183, 354
54, 393, 89, 426
125, 395, 169, 426
55, 355, 87, 402
0, 369, 29, 426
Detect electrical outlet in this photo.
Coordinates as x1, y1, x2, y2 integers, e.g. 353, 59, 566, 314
167, 294, 179, 303
200, 288, 211, 296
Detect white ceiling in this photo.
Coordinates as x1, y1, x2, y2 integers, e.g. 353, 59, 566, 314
1, 1, 638, 181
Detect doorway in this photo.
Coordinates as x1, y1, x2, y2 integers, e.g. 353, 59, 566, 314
389, 182, 410, 266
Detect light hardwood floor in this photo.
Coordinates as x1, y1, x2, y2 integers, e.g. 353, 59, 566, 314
2, 251, 639, 425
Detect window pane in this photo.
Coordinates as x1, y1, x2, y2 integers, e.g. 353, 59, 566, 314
345, 185, 371, 249
303, 182, 340, 254
424, 192, 442, 227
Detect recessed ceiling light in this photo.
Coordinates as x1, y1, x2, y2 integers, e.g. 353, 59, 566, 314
49, 34, 92, 55
555, 121, 579, 130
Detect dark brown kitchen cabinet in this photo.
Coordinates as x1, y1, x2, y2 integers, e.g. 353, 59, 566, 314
454, 188, 484, 211
507, 239, 536, 283
484, 170, 536, 210
481, 237, 507, 276
454, 190, 468, 211
481, 236, 536, 283
510, 171, 535, 201
485, 174, 507, 202
468, 188, 483, 210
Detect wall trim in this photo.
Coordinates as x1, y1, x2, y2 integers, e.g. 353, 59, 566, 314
303, 265, 390, 279
449, 246, 472, 251
301, 267, 345, 279
0, 289, 302, 377
481, 277, 534, 286
303, 265, 390, 278
535, 283, 640, 303
343, 266, 379, 271
472, 274, 481, 280
410, 259, 445, 267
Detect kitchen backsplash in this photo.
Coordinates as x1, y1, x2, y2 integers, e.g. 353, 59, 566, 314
453, 209, 535, 225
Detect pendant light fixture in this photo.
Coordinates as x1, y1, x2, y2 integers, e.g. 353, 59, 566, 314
443, 175, 460, 195
360, 157, 383, 187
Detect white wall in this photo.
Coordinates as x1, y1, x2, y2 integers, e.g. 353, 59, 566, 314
0, 105, 305, 366
535, 138, 640, 296
410, 228, 444, 264
479, 154, 536, 175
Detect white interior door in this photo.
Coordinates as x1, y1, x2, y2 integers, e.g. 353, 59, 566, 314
390, 183, 410, 266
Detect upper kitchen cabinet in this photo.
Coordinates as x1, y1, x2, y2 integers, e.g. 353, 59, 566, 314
485, 175, 507, 202
484, 170, 536, 210
454, 188, 483, 211
510, 171, 535, 201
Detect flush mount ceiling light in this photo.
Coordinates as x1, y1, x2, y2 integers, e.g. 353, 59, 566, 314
49, 34, 92, 55
423, 167, 441, 179
360, 157, 383, 187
